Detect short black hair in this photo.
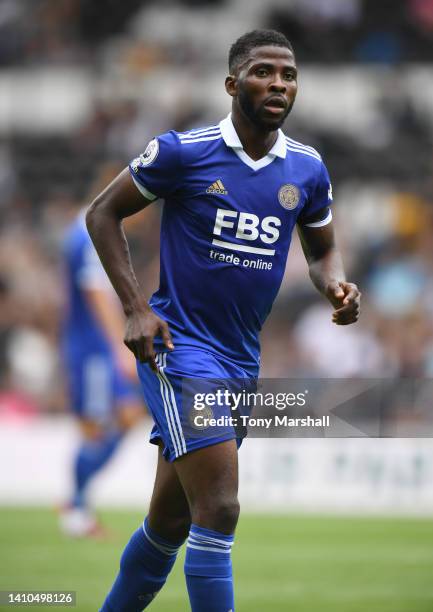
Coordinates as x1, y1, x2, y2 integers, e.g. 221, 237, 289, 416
229, 29, 294, 74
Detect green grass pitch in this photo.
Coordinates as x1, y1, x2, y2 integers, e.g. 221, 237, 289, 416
1, 508, 433, 611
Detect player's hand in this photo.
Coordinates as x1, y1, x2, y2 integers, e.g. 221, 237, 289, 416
123, 307, 174, 372
326, 281, 361, 325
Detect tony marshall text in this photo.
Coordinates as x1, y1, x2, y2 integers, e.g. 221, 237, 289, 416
193, 415, 330, 429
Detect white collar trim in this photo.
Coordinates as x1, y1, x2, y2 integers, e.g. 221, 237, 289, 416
219, 113, 286, 171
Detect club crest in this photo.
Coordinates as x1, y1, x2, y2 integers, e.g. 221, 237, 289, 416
278, 184, 300, 210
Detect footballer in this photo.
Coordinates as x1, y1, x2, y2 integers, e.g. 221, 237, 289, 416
86, 30, 360, 611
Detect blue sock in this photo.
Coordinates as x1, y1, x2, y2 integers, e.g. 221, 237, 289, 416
100, 518, 184, 611
72, 430, 122, 508
185, 524, 235, 612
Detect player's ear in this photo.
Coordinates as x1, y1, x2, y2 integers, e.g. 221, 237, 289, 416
225, 75, 237, 97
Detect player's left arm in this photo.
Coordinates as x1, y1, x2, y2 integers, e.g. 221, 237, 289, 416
297, 218, 361, 325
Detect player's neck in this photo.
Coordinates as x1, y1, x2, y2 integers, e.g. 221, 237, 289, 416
231, 109, 278, 161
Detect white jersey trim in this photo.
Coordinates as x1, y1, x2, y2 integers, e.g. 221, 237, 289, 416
178, 124, 220, 137
218, 114, 286, 170
285, 136, 321, 157
303, 209, 333, 228
179, 128, 221, 140
220, 114, 286, 156
286, 144, 322, 162
180, 133, 222, 144
131, 175, 157, 201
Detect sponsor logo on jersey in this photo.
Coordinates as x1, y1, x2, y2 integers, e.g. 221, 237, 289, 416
212, 208, 281, 256
206, 179, 228, 195
278, 183, 300, 210
131, 138, 159, 172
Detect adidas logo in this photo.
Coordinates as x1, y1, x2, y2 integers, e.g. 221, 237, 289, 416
206, 179, 228, 195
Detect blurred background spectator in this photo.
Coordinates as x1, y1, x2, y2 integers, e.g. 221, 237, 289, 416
1, 0, 433, 424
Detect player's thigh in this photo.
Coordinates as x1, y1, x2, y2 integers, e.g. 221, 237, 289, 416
148, 443, 191, 541
173, 438, 239, 513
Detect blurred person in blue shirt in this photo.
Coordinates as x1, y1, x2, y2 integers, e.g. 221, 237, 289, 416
60, 207, 143, 537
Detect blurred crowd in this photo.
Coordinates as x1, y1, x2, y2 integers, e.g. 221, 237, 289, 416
1, 0, 433, 418
1, 0, 433, 66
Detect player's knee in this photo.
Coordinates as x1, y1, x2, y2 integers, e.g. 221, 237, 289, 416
194, 496, 240, 534
165, 514, 191, 541
148, 511, 191, 543
218, 498, 240, 532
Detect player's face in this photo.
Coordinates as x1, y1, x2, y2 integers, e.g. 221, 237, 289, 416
231, 46, 298, 130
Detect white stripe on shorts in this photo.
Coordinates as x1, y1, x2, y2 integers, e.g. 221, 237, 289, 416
156, 353, 187, 457
155, 354, 181, 457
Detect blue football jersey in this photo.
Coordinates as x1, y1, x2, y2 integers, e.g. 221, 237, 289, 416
129, 114, 333, 374
62, 211, 116, 359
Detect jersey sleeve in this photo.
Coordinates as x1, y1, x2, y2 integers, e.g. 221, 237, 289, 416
128, 131, 182, 201
298, 160, 333, 227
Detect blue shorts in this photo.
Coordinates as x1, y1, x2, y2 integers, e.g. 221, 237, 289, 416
136, 348, 256, 462
66, 352, 139, 422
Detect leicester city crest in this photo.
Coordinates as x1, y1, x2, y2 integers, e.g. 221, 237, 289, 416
278, 183, 300, 210
131, 138, 159, 172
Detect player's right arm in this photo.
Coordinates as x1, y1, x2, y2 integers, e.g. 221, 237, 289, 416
86, 167, 173, 372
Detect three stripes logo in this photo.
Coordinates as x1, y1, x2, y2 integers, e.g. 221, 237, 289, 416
206, 179, 228, 195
